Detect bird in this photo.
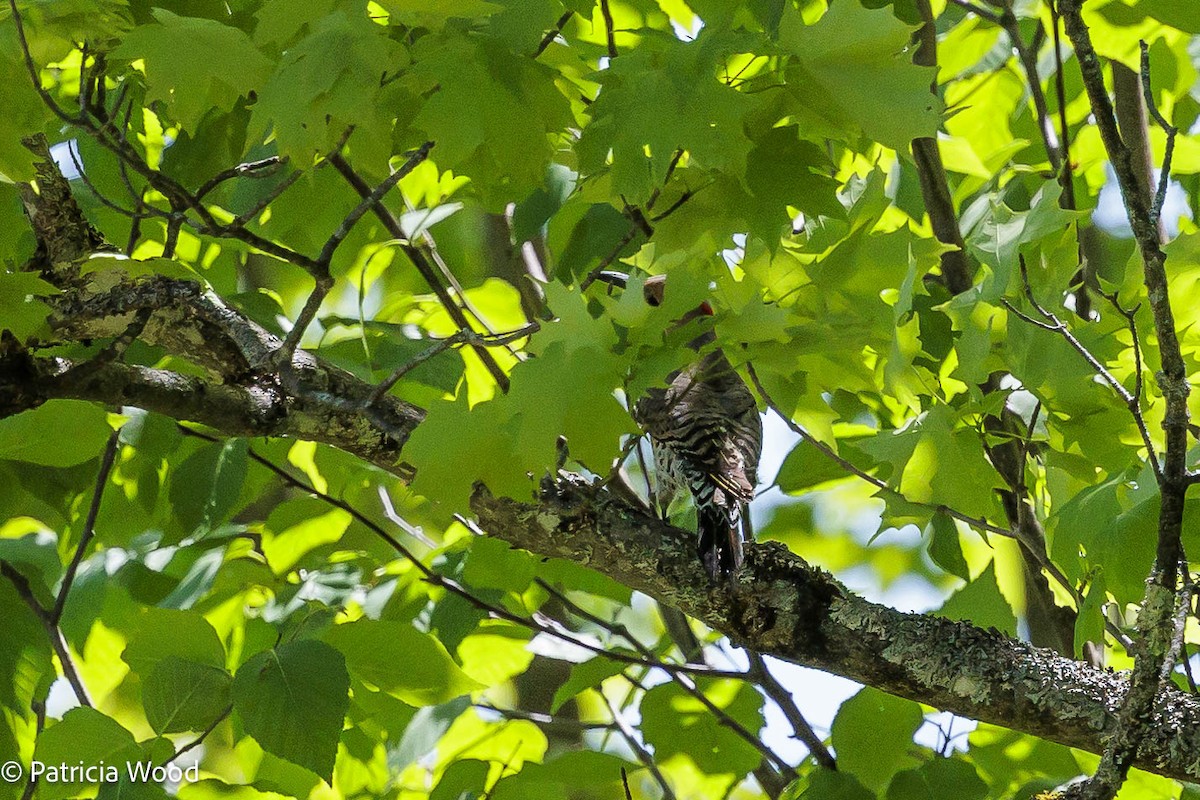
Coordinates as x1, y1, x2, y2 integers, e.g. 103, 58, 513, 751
629, 274, 762, 582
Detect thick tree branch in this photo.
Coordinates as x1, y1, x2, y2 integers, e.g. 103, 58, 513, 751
470, 476, 1200, 785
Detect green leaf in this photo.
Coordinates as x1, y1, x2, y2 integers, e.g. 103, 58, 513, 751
577, 29, 756, 202
778, 2, 941, 150
793, 770, 874, 800
232, 639, 350, 781
925, 512, 970, 581
551, 655, 628, 712
406, 36, 572, 201
323, 619, 482, 705
393, 697, 470, 770
0, 272, 55, 340
377, 0, 504, 28
937, 562, 1017, 636
168, 439, 248, 536
429, 759, 490, 800
886, 758, 988, 800
142, 656, 232, 734
32, 708, 141, 800
250, 11, 404, 166
0, 401, 112, 467
830, 687, 923, 793
463, 536, 536, 592
110, 10, 272, 130
0, 38, 52, 182
640, 680, 763, 780
122, 607, 227, 675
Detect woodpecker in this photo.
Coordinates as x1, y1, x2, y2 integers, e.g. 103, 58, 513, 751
631, 274, 762, 582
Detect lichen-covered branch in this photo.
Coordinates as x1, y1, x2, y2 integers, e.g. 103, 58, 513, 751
472, 477, 1200, 784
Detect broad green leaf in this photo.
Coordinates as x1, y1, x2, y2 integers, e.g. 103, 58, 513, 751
937, 562, 1018, 636
551, 654, 628, 712
0, 272, 55, 339
830, 687, 922, 793
261, 501, 351, 574
886, 758, 988, 800
406, 35, 572, 201
0, 400, 112, 467
32, 708, 141, 800
250, 11, 404, 167
462, 536, 536, 592
232, 639, 350, 781
925, 512, 970, 581
778, 1, 941, 150
142, 656, 232, 734
168, 439, 248, 537
640, 680, 763, 779
429, 758, 490, 800
110, 10, 272, 130
122, 607, 227, 675
577, 29, 756, 202
489, 750, 640, 800
456, 623, 534, 685
793, 770, 874, 800
393, 696, 470, 770
323, 619, 482, 705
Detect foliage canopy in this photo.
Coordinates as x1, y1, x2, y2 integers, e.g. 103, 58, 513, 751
2, 0, 1200, 798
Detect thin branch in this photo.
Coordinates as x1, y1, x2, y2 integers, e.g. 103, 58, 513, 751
1048, 0, 1077, 208
947, 0, 1001, 24
366, 323, 538, 406
52, 429, 120, 623
0, 561, 93, 708
1006, 255, 1161, 479
177, 428, 737, 681
599, 0, 618, 59
534, 10, 573, 57
997, 6, 1063, 173
601, 692, 677, 800
747, 652, 836, 771
746, 364, 1012, 538
1140, 41, 1177, 229
316, 142, 433, 269
195, 157, 285, 200
326, 151, 512, 391
536, 577, 797, 780
164, 704, 232, 767
474, 703, 614, 732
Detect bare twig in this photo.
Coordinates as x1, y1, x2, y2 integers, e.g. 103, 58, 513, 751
317, 142, 432, 269
746, 652, 836, 771
1139, 41, 1177, 229
746, 364, 1011, 538
163, 704, 232, 767
534, 10, 574, 57
52, 429, 121, 623
326, 151, 512, 390
195, 157, 285, 200
536, 577, 796, 780
601, 692, 677, 800
0, 561, 94, 708
1003, 256, 1161, 480
366, 323, 537, 406
599, 0, 618, 59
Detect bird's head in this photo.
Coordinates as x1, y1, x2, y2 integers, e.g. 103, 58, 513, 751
641, 273, 714, 320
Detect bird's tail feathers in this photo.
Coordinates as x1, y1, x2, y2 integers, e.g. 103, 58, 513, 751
697, 504, 744, 582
